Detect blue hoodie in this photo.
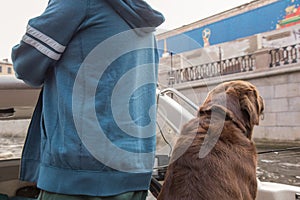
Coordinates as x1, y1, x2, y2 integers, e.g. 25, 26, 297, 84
11, 0, 164, 196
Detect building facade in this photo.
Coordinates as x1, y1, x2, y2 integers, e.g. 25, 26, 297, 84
157, 0, 300, 56
0, 59, 14, 75
156, 0, 300, 141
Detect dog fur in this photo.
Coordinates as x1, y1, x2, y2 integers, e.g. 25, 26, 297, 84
157, 80, 264, 200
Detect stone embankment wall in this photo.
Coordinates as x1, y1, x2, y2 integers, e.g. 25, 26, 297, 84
158, 45, 300, 141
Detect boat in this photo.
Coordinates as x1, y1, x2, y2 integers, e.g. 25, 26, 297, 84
0, 75, 299, 199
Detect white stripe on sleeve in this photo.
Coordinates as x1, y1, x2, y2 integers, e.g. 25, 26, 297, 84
22, 34, 61, 60
26, 25, 66, 53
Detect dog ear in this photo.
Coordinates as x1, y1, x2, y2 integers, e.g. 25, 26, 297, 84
240, 90, 262, 126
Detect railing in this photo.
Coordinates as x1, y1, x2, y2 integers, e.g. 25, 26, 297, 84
168, 55, 254, 85
269, 44, 299, 67
167, 43, 300, 86
158, 87, 198, 111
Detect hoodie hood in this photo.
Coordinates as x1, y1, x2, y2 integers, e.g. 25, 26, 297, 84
105, 0, 165, 34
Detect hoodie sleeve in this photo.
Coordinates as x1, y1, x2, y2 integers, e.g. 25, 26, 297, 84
11, 0, 87, 87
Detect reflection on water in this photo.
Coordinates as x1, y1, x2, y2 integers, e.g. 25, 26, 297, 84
1, 134, 300, 187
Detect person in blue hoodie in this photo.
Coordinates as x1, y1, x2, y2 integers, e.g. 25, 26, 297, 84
11, 0, 164, 199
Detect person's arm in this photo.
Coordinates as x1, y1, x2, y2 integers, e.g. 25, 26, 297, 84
11, 0, 87, 87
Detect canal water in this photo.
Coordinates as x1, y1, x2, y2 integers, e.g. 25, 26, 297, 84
256, 140, 300, 186
1, 133, 300, 187
0, 134, 24, 160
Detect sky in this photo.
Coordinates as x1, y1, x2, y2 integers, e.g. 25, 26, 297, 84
0, 0, 251, 61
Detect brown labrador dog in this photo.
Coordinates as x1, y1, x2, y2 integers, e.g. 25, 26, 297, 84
157, 80, 264, 200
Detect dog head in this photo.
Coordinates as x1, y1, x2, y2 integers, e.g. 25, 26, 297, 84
199, 80, 264, 139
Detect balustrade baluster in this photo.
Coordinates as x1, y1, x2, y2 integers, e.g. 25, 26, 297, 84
275, 49, 281, 67
249, 55, 254, 71
283, 46, 289, 65
291, 44, 297, 63
270, 50, 275, 68
241, 56, 246, 72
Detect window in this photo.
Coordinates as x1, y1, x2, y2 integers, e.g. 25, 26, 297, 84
7, 67, 12, 74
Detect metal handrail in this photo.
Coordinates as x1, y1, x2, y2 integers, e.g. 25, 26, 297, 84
158, 87, 198, 111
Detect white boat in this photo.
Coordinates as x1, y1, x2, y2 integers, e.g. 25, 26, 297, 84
0, 75, 299, 200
